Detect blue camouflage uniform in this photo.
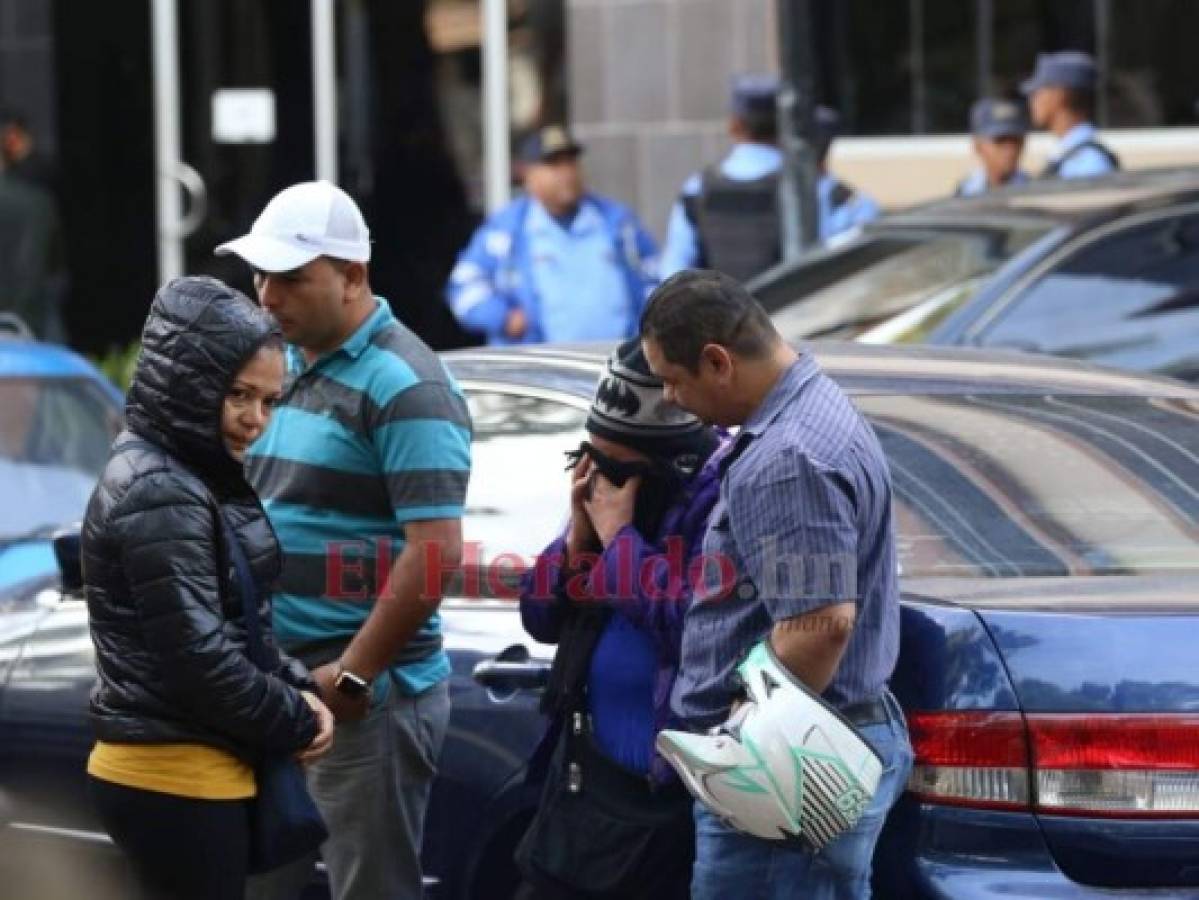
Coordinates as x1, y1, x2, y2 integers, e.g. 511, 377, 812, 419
447, 193, 658, 345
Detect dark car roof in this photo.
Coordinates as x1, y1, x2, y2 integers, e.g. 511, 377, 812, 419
886, 166, 1199, 230
747, 167, 1199, 298
442, 341, 1199, 400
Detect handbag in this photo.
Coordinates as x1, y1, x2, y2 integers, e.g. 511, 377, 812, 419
219, 511, 329, 874
516, 600, 693, 898
515, 711, 694, 899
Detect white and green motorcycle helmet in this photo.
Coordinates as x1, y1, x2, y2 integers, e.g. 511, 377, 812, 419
656, 640, 884, 852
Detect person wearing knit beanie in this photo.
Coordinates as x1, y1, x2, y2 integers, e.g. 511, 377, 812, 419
513, 340, 724, 899
586, 338, 719, 474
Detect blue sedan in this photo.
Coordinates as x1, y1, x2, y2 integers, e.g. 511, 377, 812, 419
440, 343, 1199, 899
0, 327, 122, 602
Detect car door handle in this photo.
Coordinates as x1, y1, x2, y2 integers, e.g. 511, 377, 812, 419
472, 659, 550, 692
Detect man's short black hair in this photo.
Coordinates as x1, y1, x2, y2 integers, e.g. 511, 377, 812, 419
737, 107, 778, 144
1062, 87, 1095, 119
640, 270, 779, 372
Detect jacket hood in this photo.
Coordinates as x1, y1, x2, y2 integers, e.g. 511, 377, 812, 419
125, 276, 278, 485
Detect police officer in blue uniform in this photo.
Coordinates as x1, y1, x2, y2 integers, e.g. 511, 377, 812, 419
1023, 51, 1120, 180
955, 98, 1031, 197
446, 126, 658, 346
659, 76, 879, 281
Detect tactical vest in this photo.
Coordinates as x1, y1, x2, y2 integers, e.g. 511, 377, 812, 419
683, 168, 854, 282
1040, 139, 1121, 179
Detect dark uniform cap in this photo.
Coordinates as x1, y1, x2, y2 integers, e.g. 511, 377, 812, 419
1021, 51, 1098, 94
813, 106, 842, 142
730, 74, 779, 118
517, 125, 584, 164
970, 98, 1030, 139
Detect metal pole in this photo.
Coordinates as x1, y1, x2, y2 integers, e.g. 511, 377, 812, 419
1094, 0, 1111, 127
976, 0, 993, 100
312, 0, 339, 182
483, 0, 511, 212
345, 0, 373, 195
776, 0, 819, 257
910, 0, 926, 134
151, 0, 183, 284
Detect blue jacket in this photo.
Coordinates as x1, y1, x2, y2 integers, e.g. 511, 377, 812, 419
519, 450, 724, 785
446, 194, 659, 345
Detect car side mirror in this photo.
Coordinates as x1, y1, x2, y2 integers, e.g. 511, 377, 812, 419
52, 524, 83, 594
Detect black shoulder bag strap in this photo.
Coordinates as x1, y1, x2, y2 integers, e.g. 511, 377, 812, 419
217, 510, 274, 672
1041, 140, 1121, 178
540, 600, 611, 718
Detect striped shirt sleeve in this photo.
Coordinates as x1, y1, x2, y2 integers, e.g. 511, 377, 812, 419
369, 380, 473, 524
729, 446, 859, 618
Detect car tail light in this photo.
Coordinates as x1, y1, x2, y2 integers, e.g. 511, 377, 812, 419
907, 711, 1031, 811
1031, 715, 1199, 818
908, 711, 1199, 818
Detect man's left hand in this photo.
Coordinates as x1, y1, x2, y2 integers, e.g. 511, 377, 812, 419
584, 472, 639, 547
312, 663, 371, 723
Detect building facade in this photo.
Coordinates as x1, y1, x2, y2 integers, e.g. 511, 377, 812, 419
2, 0, 1197, 352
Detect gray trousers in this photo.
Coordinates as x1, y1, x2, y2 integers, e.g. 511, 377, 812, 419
246, 676, 451, 900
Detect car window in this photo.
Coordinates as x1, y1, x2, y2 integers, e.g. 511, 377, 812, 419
860, 393, 1199, 577
0, 377, 122, 539
766, 225, 1049, 342
856, 274, 988, 345
460, 389, 587, 597
981, 213, 1199, 360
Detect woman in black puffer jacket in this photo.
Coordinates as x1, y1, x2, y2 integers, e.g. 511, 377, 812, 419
83, 277, 334, 900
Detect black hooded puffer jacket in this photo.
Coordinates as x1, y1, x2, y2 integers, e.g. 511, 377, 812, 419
83, 276, 317, 759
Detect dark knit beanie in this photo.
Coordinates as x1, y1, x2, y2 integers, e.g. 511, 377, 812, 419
586, 338, 717, 466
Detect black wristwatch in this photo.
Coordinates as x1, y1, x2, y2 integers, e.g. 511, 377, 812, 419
334, 665, 371, 698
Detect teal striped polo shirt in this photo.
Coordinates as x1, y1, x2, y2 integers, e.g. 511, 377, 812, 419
247, 297, 472, 695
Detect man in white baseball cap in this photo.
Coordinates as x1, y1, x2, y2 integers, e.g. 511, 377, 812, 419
215, 180, 374, 354
222, 181, 472, 900
217, 179, 371, 272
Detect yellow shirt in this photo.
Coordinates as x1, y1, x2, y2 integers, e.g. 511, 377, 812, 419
87, 742, 257, 800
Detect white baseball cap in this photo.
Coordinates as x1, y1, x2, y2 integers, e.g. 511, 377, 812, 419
215, 180, 371, 273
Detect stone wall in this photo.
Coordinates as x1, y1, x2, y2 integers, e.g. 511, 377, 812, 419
568, 0, 777, 239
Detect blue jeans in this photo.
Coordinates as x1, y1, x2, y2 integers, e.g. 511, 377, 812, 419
691, 692, 913, 900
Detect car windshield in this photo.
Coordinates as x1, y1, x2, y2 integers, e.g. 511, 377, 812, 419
0, 377, 122, 540
859, 393, 1199, 577
764, 224, 1052, 342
